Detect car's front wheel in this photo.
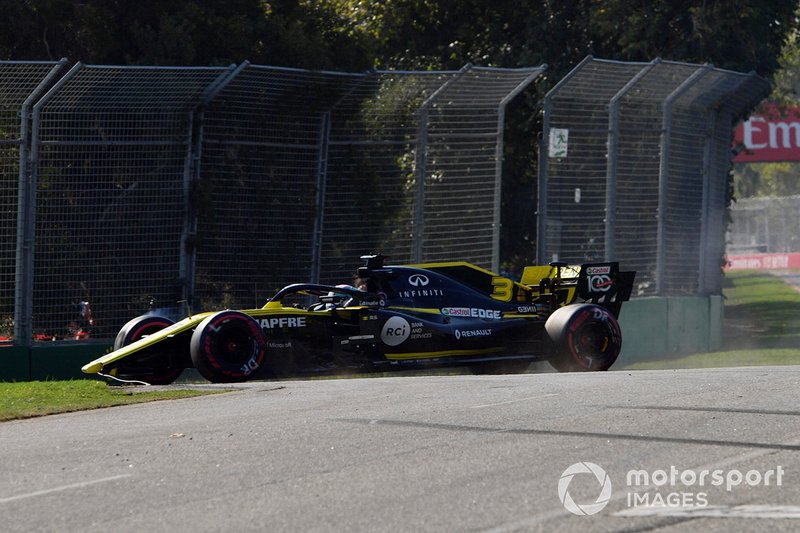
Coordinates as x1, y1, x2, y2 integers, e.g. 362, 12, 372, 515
109, 315, 184, 385
545, 304, 622, 372
190, 311, 266, 383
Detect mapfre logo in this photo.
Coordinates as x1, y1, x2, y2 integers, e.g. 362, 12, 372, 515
558, 462, 612, 516
408, 274, 429, 287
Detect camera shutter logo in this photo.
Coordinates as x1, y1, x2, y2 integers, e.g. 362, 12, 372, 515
558, 462, 612, 516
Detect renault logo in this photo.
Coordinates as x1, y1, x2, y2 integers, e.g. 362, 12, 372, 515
408, 274, 429, 287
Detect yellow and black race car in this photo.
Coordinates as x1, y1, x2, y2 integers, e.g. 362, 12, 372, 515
82, 255, 635, 384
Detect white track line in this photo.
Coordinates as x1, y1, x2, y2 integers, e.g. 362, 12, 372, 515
470, 393, 558, 409
0, 474, 132, 504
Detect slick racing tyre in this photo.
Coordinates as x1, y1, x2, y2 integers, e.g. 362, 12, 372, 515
110, 315, 183, 385
545, 304, 622, 372
190, 311, 267, 383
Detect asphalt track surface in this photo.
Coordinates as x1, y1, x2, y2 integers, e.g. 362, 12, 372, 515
2, 367, 800, 532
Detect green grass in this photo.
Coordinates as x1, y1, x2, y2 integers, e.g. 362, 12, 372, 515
0, 380, 220, 422
620, 270, 800, 370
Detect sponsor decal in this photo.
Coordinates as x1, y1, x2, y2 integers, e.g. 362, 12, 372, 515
586, 265, 611, 275
268, 341, 292, 349
410, 321, 433, 340
733, 103, 800, 162
517, 305, 537, 313
260, 316, 306, 329
588, 274, 613, 292
408, 274, 430, 287
454, 328, 492, 340
381, 316, 410, 346
441, 307, 502, 319
359, 298, 385, 307
725, 253, 800, 270
399, 289, 444, 298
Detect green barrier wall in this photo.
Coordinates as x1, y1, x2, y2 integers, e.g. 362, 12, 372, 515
0, 346, 31, 381
1, 343, 110, 381
618, 296, 723, 363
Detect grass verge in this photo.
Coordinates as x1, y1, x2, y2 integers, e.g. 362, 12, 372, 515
0, 379, 221, 422
619, 270, 800, 370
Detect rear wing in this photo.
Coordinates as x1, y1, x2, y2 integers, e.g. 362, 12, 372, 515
520, 262, 635, 316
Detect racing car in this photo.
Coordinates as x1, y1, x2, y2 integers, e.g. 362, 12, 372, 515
81, 255, 635, 384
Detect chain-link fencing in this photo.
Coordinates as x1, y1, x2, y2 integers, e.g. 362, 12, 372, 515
3, 60, 543, 342
1, 55, 769, 344
727, 195, 800, 254
0, 59, 69, 340
537, 56, 769, 296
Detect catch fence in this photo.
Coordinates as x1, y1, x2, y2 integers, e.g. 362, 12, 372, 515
727, 195, 800, 254
2, 59, 543, 342
537, 56, 769, 296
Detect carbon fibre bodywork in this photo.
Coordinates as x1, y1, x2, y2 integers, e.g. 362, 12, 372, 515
82, 256, 635, 383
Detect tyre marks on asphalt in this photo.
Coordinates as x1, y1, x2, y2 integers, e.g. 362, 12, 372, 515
339, 418, 800, 451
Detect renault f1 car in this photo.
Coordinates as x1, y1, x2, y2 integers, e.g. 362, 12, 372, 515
81, 255, 635, 384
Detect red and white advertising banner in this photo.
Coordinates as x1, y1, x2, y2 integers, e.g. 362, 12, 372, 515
725, 253, 800, 270
733, 104, 800, 163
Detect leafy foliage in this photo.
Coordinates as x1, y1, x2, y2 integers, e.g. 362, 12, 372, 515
1, 0, 796, 263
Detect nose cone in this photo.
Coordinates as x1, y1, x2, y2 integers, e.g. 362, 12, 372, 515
82, 361, 104, 374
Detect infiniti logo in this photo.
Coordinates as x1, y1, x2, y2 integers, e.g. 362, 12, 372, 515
408, 274, 429, 287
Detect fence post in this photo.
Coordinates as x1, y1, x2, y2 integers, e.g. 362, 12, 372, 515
13, 59, 68, 344
181, 63, 245, 310
605, 59, 659, 261
14, 61, 82, 342
412, 65, 470, 263
311, 111, 331, 284
494, 67, 546, 273
698, 110, 716, 294
699, 73, 753, 294
656, 64, 711, 294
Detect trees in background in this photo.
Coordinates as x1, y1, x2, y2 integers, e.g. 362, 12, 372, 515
1, 0, 796, 262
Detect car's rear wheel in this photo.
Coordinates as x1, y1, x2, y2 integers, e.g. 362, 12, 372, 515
546, 304, 621, 372
190, 311, 266, 383
110, 315, 183, 385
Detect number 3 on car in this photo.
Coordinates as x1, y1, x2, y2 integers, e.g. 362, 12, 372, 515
491, 276, 514, 302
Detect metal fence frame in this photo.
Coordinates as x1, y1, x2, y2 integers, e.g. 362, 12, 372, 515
1, 54, 770, 344
537, 56, 769, 296
3, 59, 543, 343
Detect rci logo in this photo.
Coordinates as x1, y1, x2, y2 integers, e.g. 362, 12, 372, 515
408, 274, 429, 287
558, 462, 612, 516
380, 316, 410, 346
